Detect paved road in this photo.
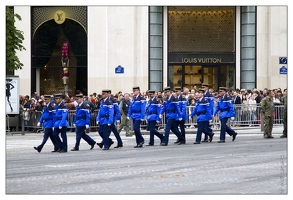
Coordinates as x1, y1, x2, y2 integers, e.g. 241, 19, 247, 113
6, 127, 287, 194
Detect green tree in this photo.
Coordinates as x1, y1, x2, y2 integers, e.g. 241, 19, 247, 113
6, 6, 26, 72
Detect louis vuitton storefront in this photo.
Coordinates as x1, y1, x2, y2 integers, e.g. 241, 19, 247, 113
167, 6, 236, 90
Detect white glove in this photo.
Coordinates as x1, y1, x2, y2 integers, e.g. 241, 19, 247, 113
189, 116, 192, 120
179, 118, 182, 121
108, 124, 111, 126
52, 127, 54, 131
96, 121, 99, 124
85, 124, 89, 129
146, 120, 148, 123
156, 121, 160, 124
37, 122, 41, 127
116, 120, 120, 123
73, 124, 76, 127
209, 120, 212, 123
73, 101, 78, 107
231, 117, 235, 121
141, 119, 144, 121
59, 126, 62, 129
127, 117, 130, 120
159, 114, 162, 119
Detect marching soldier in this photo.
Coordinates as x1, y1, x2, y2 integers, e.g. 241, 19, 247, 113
174, 87, 187, 144
189, 89, 214, 144
146, 90, 163, 146
202, 84, 214, 142
261, 90, 275, 139
213, 87, 237, 143
96, 89, 114, 150
280, 89, 287, 138
127, 86, 146, 148
34, 95, 57, 152
159, 86, 185, 146
52, 93, 69, 152
71, 94, 96, 151
109, 90, 123, 148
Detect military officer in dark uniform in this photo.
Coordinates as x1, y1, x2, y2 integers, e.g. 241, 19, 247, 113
34, 95, 57, 152
127, 86, 146, 148
189, 89, 214, 144
213, 87, 237, 143
146, 90, 163, 146
159, 86, 185, 146
71, 94, 96, 151
96, 89, 114, 150
174, 87, 187, 144
202, 84, 214, 142
52, 93, 69, 152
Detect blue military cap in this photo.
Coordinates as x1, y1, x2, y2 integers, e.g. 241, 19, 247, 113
174, 87, 182, 91
133, 86, 140, 91
148, 90, 155, 94
54, 93, 64, 98
164, 86, 171, 92
43, 95, 51, 100
102, 89, 111, 94
219, 87, 226, 92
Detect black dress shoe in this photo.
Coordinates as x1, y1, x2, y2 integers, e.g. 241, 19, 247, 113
59, 150, 67, 153
209, 133, 214, 142
177, 140, 186, 145
280, 134, 287, 138
137, 142, 144, 148
160, 143, 168, 146
193, 142, 200, 144
90, 142, 96, 150
103, 147, 109, 150
174, 139, 180, 144
114, 145, 123, 148
71, 148, 79, 151
232, 132, 237, 141
51, 148, 61, 152
133, 145, 142, 148
34, 146, 41, 153
146, 144, 154, 146
217, 140, 225, 143
202, 140, 209, 143
268, 135, 274, 138
109, 141, 114, 147
96, 142, 103, 148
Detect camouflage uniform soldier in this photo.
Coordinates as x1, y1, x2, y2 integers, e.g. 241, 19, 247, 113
280, 94, 287, 138
261, 90, 275, 139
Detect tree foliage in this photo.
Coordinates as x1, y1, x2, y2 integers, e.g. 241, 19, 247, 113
6, 6, 26, 71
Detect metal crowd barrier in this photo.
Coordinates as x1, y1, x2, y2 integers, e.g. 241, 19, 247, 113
14, 104, 284, 134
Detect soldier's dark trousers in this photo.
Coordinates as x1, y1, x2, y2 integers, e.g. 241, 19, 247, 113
102, 124, 112, 148
162, 119, 184, 145
133, 120, 144, 145
176, 120, 186, 141
219, 117, 235, 141
53, 127, 68, 151
74, 126, 96, 149
38, 128, 57, 151
196, 121, 213, 143
111, 123, 123, 146
148, 120, 163, 145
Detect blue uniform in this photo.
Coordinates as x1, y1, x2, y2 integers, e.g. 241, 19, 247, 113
160, 95, 184, 145
127, 94, 146, 145
96, 97, 114, 149
110, 97, 123, 147
35, 100, 57, 152
53, 101, 69, 151
213, 93, 236, 141
190, 97, 213, 143
73, 101, 96, 150
176, 94, 187, 141
146, 96, 163, 145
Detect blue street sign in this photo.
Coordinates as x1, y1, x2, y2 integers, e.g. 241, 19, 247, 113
279, 57, 287, 64
115, 65, 124, 74
279, 66, 287, 74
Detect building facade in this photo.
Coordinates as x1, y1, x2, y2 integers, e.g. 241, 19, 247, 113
12, 6, 287, 96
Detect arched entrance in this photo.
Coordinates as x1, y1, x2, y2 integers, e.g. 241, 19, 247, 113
32, 18, 87, 96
